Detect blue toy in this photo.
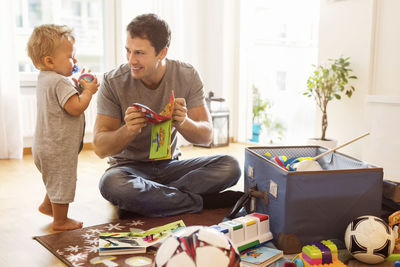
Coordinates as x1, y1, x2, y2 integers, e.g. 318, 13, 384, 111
78, 73, 95, 89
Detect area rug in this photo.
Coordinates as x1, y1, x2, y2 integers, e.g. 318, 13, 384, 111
33, 208, 230, 267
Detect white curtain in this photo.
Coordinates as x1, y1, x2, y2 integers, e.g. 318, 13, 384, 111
0, 1, 23, 159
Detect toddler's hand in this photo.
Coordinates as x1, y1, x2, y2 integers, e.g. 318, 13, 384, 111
79, 76, 99, 95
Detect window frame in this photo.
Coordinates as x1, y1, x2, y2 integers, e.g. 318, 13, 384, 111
17, 0, 120, 83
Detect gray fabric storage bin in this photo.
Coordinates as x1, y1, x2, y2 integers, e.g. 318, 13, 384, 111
244, 146, 383, 246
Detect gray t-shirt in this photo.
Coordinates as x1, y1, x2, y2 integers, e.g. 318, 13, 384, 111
33, 71, 84, 155
97, 59, 205, 163
33, 71, 84, 203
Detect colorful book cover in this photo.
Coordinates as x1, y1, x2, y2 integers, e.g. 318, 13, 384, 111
129, 220, 185, 240
241, 245, 283, 267
132, 91, 174, 124
98, 232, 147, 256
149, 120, 171, 159
132, 91, 174, 160
99, 220, 185, 256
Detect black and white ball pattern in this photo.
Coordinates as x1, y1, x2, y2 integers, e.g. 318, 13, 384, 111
155, 226, 241, 267
344, 215, 395, 264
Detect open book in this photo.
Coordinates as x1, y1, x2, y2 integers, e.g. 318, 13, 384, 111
132, 91, 174, 124
132, 91, 175, 160
99, 220, 185, 256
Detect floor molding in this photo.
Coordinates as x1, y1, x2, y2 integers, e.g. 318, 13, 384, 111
23, 143, 94, 155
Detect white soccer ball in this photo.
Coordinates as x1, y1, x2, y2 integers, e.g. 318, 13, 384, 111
344, 215, 395, 264
155, 226, 241, 267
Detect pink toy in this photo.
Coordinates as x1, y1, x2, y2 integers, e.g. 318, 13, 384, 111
77, 73, 95, 89
78, 73, 95, 82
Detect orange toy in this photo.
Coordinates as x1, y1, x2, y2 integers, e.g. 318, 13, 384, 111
389, 210, 400, 253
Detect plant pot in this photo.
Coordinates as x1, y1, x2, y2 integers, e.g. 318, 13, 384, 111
306, 138, 337, 149
250, 123, 261, 143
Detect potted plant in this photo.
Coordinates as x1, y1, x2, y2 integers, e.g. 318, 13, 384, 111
250, 86, 286, 143
250, 86, 266, 142
304, 56, 357, 146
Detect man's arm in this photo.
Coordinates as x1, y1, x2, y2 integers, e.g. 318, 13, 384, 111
93, 107, 147, 158
173, 98, 213, 146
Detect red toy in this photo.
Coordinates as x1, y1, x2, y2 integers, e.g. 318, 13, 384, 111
77, 73, 95, 89
132, 91, 174, 124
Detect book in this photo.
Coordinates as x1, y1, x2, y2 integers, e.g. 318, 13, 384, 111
99, 232, 147, 256
132, 91, 174, 124
99, 220, 185, 256
149, 120, 171, 160
132, 91, 174, 160
240, 245, 283, 267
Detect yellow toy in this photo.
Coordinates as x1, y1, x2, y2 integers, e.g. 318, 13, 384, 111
389, 210, 400, 253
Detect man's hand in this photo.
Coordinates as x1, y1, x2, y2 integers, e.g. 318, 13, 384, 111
172, 98, 187, 128
124, 106, 147, 135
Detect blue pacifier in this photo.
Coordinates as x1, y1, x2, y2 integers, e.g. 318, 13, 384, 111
72, 65, 78, 74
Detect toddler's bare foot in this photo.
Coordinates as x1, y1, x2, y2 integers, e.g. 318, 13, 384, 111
39, 202, 53, 216
52, 218, 83, 231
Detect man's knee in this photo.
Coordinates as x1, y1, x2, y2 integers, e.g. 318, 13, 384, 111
219, 155, 241, 182
225, 155, 241, 176
99, 168, 126, 201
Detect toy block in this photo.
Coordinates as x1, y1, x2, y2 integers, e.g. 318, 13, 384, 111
300, 255, 347, 267
246, 213, 273, 243
320, 240, 338, 260
219, 220, 245, 245
301, 240, 345, 267
210, 224, 229, 239
234, 216, 258, 240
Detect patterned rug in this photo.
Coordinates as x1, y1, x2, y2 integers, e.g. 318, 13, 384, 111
33, 208, 230, 267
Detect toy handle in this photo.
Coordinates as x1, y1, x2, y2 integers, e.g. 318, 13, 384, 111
314, 132, 370, 160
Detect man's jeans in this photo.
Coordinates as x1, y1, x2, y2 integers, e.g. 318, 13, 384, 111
99, 154, 241, 217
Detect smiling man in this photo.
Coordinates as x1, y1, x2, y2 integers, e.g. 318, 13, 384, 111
93, 14, 242, 218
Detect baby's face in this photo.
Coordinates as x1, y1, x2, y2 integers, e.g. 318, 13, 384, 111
52, 38, 77, 77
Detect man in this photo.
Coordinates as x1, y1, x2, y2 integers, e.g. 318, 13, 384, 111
93, 13, 242, 218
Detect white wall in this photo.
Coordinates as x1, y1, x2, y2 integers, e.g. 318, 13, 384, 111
317, 0, 374, 158
318, 0, 400, 178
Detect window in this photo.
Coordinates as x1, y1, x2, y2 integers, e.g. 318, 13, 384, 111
15, 0, 105, 76
15, 0, 107, 146
239, 0, 320, 144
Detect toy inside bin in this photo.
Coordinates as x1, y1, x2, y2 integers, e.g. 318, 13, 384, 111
244, 145, 383, 247
261, 146, 371, 172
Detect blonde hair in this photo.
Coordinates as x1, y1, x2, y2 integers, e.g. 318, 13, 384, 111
27, 24, 75, 69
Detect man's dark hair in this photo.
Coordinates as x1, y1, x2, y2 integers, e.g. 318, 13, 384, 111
126, 13, 171, 55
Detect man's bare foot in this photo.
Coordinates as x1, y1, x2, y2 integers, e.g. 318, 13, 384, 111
39, 202, 53, 216
52, 218, 83, 231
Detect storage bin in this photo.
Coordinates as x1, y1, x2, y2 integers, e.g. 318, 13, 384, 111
244, 146, 383, 246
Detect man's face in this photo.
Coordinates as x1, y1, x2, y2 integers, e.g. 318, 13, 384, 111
52, 38, 77, 77
125, 36, 163, 83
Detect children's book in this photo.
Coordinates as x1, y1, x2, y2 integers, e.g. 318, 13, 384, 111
99, 220, 185, 256
149, 120, 171, 160
98, 232, 147, 255
132, 91, 174, 160
132, 91, 174, 124
240, 245, 283, 267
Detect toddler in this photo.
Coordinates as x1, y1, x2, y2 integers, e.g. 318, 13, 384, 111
27, 24, 99, 231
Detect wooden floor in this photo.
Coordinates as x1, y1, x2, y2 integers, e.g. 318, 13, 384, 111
0, 143, 247, 267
